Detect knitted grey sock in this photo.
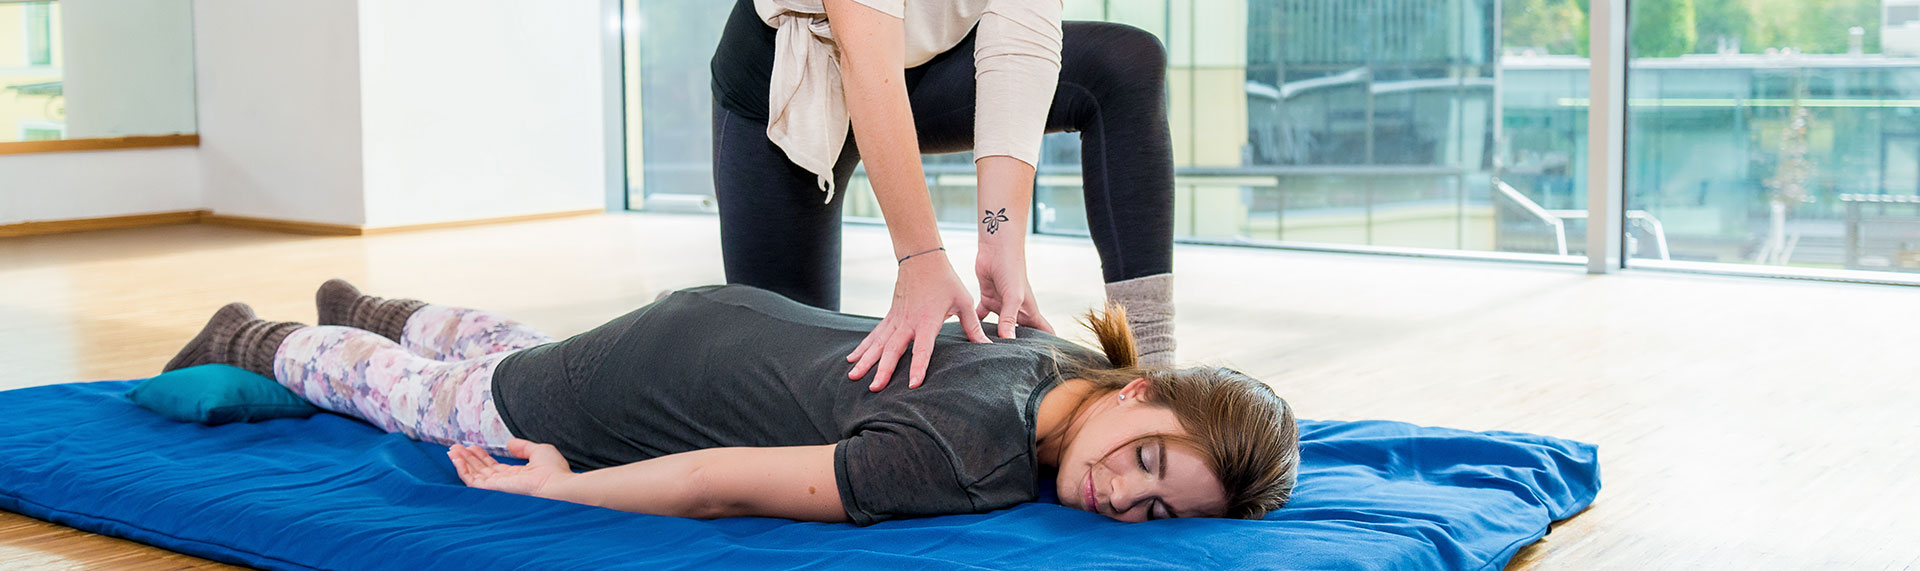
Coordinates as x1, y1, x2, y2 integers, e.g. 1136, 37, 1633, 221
317, 279, 427, 343
1105, 273, 1175, 367
164, 302, 258, 373
228, 317, 306, 379
164, 302, 305, 378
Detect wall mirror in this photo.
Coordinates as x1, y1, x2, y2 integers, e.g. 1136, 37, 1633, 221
1, 0, 196, 149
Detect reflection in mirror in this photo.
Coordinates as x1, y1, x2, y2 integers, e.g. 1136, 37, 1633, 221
0, 0, 197, 145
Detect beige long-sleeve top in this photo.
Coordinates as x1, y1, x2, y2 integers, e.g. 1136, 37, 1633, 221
755, 0, 1064, 202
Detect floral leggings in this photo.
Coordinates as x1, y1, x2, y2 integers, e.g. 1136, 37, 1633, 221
273, 305, 554, 455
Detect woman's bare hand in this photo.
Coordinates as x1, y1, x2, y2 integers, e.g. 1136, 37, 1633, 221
974, 243, 1054, 339
846, 250, 991, 391
449, 438, 572, 498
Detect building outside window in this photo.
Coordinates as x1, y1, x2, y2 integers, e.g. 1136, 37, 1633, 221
24, 2, 51, 66
2, 1, 64, 144
621, 0, 1920, 279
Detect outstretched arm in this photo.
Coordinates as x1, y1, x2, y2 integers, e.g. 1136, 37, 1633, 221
450, 439, 847, 522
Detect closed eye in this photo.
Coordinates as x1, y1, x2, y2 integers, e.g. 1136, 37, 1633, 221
1136, 444, 1173, 520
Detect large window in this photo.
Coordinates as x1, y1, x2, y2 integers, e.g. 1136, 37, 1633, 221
1623, 0, 1920, 278
618, 0, 1920, 281
621, 0, 728, 211
844, 0, 1583, 259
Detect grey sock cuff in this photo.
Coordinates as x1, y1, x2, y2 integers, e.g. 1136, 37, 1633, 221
233, 320, 306, 379
1105, 273, 1175, 367
371, 299, 428, 344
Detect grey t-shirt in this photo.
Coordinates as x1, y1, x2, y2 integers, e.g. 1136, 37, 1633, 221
489, 284, 1105, 525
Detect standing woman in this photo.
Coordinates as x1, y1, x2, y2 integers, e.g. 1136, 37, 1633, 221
710, 0, 1176, 388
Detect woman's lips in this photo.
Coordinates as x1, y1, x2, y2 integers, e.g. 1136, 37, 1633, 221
1084, 471, 1097, 514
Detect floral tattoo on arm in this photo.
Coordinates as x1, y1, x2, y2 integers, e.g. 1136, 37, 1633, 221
982, 208, 1010, 234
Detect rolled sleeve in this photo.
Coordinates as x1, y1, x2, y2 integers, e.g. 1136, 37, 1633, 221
972, 0, 1064, 167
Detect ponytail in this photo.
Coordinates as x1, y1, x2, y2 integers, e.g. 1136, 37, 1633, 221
1080, 302, 1139, 369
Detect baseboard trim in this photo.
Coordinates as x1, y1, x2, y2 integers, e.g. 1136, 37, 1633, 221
0, 210, 209, 238
4, 209, 607, 239
0, 134, 200, 156
361, 209, 605, 235
197, 214, 364, 236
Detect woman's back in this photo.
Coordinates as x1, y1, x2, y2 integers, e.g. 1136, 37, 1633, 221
490, 285, 1105, 522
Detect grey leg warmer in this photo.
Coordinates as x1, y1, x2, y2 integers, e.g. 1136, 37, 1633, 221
1104, 273, 1175, 367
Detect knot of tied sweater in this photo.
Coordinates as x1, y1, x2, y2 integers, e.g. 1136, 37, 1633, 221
757, 0, 871, 203
752, 0, 1065, 205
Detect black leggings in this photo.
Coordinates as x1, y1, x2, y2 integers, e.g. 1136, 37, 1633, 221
712, 21, 1174, 311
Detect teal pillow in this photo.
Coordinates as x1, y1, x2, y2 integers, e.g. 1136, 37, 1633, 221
124, 364, 321, 425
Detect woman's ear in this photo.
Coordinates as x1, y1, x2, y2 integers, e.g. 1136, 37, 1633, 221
1119, 377, 1154, 402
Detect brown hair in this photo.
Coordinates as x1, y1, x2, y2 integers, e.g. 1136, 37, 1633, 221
1067, 303, 1300, 520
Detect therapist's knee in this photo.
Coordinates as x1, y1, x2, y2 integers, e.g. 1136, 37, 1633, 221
1071, 22, 1168, 88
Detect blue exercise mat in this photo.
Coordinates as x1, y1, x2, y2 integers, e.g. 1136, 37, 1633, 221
0, 381, 1599, 570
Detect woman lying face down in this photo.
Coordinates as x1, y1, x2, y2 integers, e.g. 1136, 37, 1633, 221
455, 365, 1296, 523
1027, 319, 1299, 521
171, 282, 1298, 524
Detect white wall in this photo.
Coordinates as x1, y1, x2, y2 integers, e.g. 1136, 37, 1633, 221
355, 1, 607, 228
0, 0, 199, 226
0, 148, 202, 224
8, 0, 612, 229
193, 0, 367, 226
58, 0, 198, 139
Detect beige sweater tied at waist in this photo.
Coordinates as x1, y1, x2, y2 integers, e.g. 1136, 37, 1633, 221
754, 0, 1063, 203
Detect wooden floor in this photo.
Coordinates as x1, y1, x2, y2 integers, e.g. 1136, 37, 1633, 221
3, 213, 1917, 570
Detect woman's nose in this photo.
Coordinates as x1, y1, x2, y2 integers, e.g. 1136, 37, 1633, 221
1107, 473, 1149, 515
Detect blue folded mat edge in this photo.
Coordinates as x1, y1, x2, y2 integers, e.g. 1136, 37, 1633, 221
3, 492, 312, 570
0, 380, 1600, 570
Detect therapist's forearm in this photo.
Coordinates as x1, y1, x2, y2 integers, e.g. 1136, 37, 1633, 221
846, 78, 942, 257
976, 155, 1034, 251
833, 8, 941, 257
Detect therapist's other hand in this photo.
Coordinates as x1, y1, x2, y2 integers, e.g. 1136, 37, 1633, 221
974, 244, 1054, 339
847, 249, 992, 391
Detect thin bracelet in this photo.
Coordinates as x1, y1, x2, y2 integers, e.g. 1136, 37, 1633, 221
897, 247, 945, 264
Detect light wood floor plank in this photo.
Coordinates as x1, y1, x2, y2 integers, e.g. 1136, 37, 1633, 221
2, 212, 1914, 569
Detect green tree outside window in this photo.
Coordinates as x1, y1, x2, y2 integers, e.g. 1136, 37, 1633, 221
1502, 0, 1882, 57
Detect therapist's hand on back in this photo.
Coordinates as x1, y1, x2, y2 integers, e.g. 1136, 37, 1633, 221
847, 248, 991, 391
974, 243, 1054, 339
